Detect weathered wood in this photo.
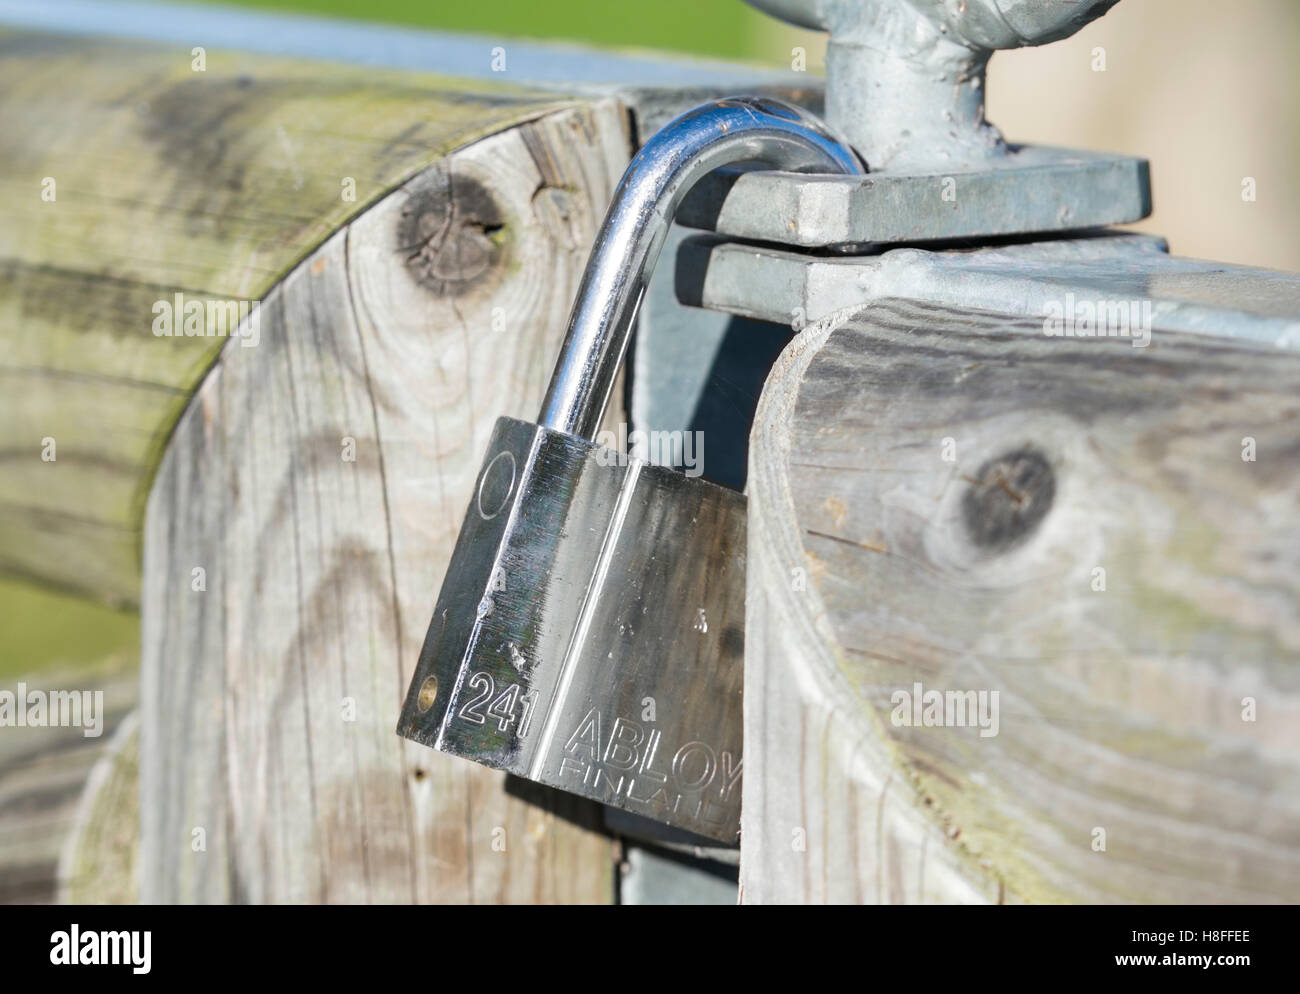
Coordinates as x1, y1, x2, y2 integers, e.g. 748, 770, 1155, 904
743, 300, 1300, 903
58, 711, 139, 905
140, 101, 632, 903
0, 30, 570, 606
0, 654, 138, 903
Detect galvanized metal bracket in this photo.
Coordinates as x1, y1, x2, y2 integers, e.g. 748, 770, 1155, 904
703, 0, 1148, 247
679, 145, 1150, 250
675, 231, 1300, 347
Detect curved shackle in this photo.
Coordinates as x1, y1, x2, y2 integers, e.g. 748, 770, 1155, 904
537, 96, 865, 440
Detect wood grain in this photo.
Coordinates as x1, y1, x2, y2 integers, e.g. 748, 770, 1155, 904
58, 711, 140, 905
140, 102, 632, 903
0, 30, 570, 605
0, 654, 138, 903
743, 300, 1300, 903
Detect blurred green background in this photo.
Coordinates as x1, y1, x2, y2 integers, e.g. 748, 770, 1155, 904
198, 0, 786, 62
0, 578, 138, 680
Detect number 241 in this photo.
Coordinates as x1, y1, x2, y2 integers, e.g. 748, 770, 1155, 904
458, 672, 537, 736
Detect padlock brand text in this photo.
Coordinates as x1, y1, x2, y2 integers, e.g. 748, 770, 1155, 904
556, 707, 741, 828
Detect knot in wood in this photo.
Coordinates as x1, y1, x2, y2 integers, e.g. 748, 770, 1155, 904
398, 170, 505, 297
961, 447, 1055, 552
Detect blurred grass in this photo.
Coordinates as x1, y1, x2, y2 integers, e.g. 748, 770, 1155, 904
196, 0, 776, 61
0, 577, 139, 681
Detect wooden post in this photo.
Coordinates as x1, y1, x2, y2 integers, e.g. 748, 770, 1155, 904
138, 100, 639, 903
742, 300, 1300, 903
0, 29, 637, 903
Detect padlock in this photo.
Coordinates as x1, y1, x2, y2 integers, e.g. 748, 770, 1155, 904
396, 97, 863, 843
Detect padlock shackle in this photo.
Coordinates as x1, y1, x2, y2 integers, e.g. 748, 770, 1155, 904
537, 96, 865, 440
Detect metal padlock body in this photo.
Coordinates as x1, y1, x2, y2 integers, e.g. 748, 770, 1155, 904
398, 416, 745, 840
396, 97, 863, 846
